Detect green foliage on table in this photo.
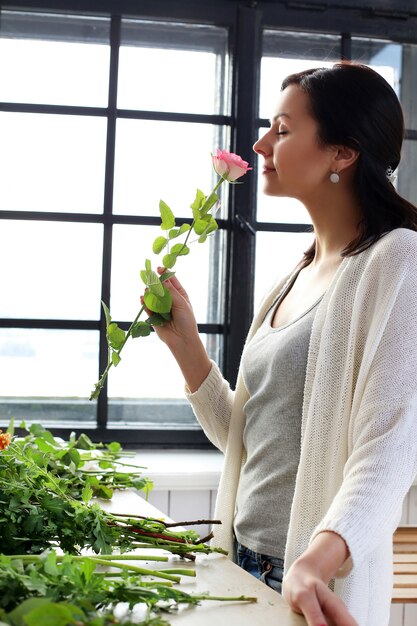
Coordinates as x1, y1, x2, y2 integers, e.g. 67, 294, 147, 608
4, 421, 153, 501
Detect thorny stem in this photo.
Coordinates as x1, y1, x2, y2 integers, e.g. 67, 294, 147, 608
88, 558, 181, 582
111, 513, 222, 528
9, 554, 168, 563
90, 176, 227, 401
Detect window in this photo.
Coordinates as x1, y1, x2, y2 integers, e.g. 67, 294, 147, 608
1, 1, 417, 446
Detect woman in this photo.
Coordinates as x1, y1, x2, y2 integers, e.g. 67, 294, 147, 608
149, 63, 417, 626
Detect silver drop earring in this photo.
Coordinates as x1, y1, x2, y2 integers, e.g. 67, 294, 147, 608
330, 171, 340, 184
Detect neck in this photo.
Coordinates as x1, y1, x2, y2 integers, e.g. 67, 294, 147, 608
302, 187, 362, 265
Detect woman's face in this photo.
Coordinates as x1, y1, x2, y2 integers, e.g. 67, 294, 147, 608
254, 84, 336, 200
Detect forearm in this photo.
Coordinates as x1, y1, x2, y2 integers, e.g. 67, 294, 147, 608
293, 530, 350, 583
168, 335, 212, 393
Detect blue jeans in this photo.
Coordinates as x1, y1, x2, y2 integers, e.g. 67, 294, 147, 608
233, 537, 284, 594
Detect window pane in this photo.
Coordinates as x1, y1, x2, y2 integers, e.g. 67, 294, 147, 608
401, 44, 417, 131
0, 328, 98, 425
260, 31, 340, 119
254, 231, 314, 309
351, 37, 401, 95
118, 20, 229, 115
0, 113, 106, 213
111, 224, 225, 324
399, 140, 417, 206
0, 10, 110, 106
113, 119, 228, 217
107, 333, 221, 427
0, 221, 103, 320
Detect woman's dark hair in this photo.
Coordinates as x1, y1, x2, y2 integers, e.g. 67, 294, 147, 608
281, 62, 417, 262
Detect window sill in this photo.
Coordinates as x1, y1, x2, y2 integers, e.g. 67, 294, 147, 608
132, 449, 223, 491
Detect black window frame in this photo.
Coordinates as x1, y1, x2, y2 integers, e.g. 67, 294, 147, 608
1, 0, 417, 447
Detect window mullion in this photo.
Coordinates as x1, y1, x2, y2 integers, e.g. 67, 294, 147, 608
224, 4, 262, 388
97, 14, 120, 429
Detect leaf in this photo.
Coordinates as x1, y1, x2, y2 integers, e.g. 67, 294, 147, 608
159, 200, 175, 230
193, 217, 210, 235
75, 433, 95, 450
143, 286, 173, 314
40, 495, 65, 515
44, 551, 58, 577
168, 228, 179, 239
190, 189, 206, 220
159, 270, 175, 283
145, 259, 151, 272
24, 602, 84, 626
148, 281, 165, 298
146, 314, 167, 326
107, 323, 125, 350
101, 301, 112, 329
171, 243, 189, 257
196, 216, 218, 241
81, 485, 93, 504
179, 223, 191, 235
68, 448, 81, 468
152, 236, 168, 254
8, 598, 52, 626
131, 321, 152, 338
162, 253, 176, 269
111, 351, 121, 366
107, 441, 121, 454
140, 267, 164, 297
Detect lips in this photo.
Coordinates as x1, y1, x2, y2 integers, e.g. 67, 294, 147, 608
262, 166, 276, 174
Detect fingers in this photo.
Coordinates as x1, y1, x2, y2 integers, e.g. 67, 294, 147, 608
284, 579, 358, 626
284, 579, 326, 626
316, 583, 358, 626
157, 267, 191, 306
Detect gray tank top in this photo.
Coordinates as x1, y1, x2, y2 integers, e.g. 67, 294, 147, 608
234, 287, 322, 558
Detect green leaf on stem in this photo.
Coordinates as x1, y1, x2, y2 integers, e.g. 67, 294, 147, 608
107, 441, 121, 453
152, 236, 168, 254
102, 301, 112, 328
179, 222, 191, 235
140, 266, 164, 297
190, 189, 206, 220
168, 227, 180, 239
171, 243, 190, 257
107, 323, 125, 351
159, 270, 175, 283
111, 351, 121, 366
162, 253, 176, 268
131, 321, 152, 338
193, 217, 211, 235
146, 314, 166, 326
81, 485, 93, 504
143, 286, 172, 314
159, 200, 175, 230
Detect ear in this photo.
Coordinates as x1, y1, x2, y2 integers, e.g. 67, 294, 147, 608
332, 145, 360, 172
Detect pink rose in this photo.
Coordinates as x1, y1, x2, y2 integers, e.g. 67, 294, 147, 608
212, 148, 252, 182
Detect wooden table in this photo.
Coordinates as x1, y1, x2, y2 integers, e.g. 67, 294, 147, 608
100, 490, 306, 626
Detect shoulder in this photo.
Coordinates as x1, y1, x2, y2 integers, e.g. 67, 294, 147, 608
358, 228, 417, 274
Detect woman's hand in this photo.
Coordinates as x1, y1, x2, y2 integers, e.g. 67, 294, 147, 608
282, 532, 358, 626
142, 269, 212, 392
142, 269, 198, 350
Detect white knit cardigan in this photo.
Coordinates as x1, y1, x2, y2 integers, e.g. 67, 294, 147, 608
186, 228, 417, 625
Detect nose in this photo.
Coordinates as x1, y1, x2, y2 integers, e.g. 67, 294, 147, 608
253, 130, 271, 156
